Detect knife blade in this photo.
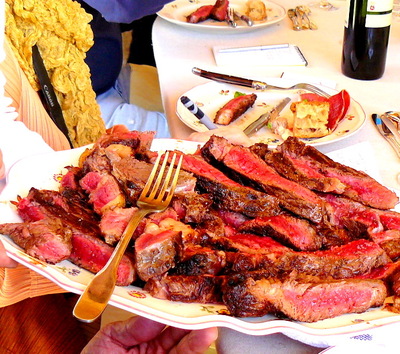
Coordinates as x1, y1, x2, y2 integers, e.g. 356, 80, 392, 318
193, 67, 269, 90
32, 45, 73, 148
372, 113, 400, 158
244, 97, 291, 136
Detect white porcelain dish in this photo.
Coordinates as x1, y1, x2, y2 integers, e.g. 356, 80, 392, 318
157, 0, 286, 34
176, 81, 366, 147
0, 139, 399, 341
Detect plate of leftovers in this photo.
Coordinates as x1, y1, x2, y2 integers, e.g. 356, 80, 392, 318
176, 81, 366, 147
1, 129, 400, 342
157, 0, 286, 33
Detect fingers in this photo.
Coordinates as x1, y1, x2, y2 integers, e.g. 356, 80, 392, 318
0, 149, 4, 179
169, 327, 219, 354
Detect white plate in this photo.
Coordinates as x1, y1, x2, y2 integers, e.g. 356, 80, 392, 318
1, 139, 400, 340
176, 81, 366, 147
157, 0, 286, 34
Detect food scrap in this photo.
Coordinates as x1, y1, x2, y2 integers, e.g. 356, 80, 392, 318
246, 0, 267, 21
215, 93, 257, 124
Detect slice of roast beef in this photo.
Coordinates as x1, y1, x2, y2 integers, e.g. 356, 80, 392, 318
0, 219, 72, 264
201, 135, 325, 223
79, 171, 125, 214
251, 143, 346, 194
291, 239, 391, 279
144, 274, 223, 303
173, 245, 226, 276
210, 0, 229, 21
69, 230, 135, 286
172, 192, 214, 224
278, 136, 399, 209
135, 229, 183, 281
186, 5, 214, 23
222, 274, 387, 322
239, 213, 322, 251
177, 151, 281, 218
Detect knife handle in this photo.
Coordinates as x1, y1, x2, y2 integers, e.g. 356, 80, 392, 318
193, 67, 257, 89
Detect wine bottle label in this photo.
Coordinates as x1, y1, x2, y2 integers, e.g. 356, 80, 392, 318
365, 0, 393, 28
344, 0, 393, 28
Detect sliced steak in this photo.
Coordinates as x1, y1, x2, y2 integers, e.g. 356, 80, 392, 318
252, 143, 346, 194
0, 219, 72, 264
278, 137, 399, 209
291, 239, 391, 278
144, 274, 223, 303
222, 274, 387, 322
178, 151, 281, 218
201, 135, 325, 223
186, 5, 214, 23
69, 230, 135, 286
239, 213, 322, 251
210, 0, 229, 21
135, 229, 183, 281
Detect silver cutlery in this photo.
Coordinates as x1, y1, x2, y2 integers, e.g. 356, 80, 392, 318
234, 10, 253, 26
372, 113, 400, 158
244, 97, 291, 136
192, 67, 331, 98
296, 6, 318, 30
226, 8, 237, 28
287, 9, 301, 31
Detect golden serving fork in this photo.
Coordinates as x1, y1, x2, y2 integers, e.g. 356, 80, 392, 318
73, 151, 183, 322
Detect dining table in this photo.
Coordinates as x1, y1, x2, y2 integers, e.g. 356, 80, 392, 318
152, 0, 400, 352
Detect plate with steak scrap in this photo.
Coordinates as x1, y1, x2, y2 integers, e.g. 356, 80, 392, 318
176, 81, 366, 147
157, 0, 286, 34
1, 133, 400, 343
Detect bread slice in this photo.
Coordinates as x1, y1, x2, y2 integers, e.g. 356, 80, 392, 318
292, 100, 330, 138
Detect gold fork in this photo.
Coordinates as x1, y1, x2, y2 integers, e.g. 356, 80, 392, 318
73, 151, 183, 322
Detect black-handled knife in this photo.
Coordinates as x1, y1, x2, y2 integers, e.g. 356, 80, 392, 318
32, 45, 73, 148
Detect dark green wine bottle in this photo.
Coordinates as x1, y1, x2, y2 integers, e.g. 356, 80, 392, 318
341, 0, 393, 80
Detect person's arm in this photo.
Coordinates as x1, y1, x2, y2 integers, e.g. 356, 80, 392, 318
79, 0, 172, 23
82, 315, 218, 353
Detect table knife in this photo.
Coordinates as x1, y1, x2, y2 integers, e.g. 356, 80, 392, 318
372, 113, 400, 158
32, 45, 73, 147
244, 97, 291, 136
193, 67, 269, 90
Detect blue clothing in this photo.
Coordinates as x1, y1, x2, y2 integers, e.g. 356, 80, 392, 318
81, 0, 171, 23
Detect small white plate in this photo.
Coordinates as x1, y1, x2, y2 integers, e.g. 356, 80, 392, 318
176, 81, 366, 147
157, 0, 286, 34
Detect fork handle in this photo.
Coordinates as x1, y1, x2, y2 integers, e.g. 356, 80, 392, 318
73, 208, 149, 322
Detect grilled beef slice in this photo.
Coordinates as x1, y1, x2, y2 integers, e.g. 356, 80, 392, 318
201, 135, 326, 223
251, 143, 346, 194
178, 152, 281, 218
0, 219, 72, 264
222, 274, 387, 322
239, 213, 322, 251
135, 229, 183, 281
278, 136, 399, 209
145, 274, 223, 303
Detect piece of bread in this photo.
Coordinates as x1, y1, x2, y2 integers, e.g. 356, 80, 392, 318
246, 0, 267, 21
292, 100, 330, 138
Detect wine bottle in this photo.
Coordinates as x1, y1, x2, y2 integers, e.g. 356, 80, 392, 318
341, 0, 393, 80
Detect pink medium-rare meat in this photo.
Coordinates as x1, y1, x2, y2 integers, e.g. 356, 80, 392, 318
186, 5, 214, 23
239, 213, 322, 251
222, 274, 387, 321
210, 0, 229, 21
254, 144, 347, 194
201, 135, 326, 223
79, 171, 125, 214
69, 231, 135, 286
0, 219, 72, 264
135, 229, 183, 281
144, 274, 223, 303
291, 239, 391, 279
215, 93, 257, 125
278, 137, 399, 209
178, 152, 281, 218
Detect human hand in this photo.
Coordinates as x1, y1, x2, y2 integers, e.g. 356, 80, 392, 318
0, 241, 18, 268
81, 316, 218, 354
188, 126, 253, 147
0, 149, 4, 179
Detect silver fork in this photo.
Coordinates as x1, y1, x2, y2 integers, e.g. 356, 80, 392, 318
73, 151, 183, 323
226, 7, 237, 27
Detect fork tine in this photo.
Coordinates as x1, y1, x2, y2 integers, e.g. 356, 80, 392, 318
157, 152, 177, 201
148, 151, 170, 199
163, 154, 183, 204
140, 152, 162, 198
